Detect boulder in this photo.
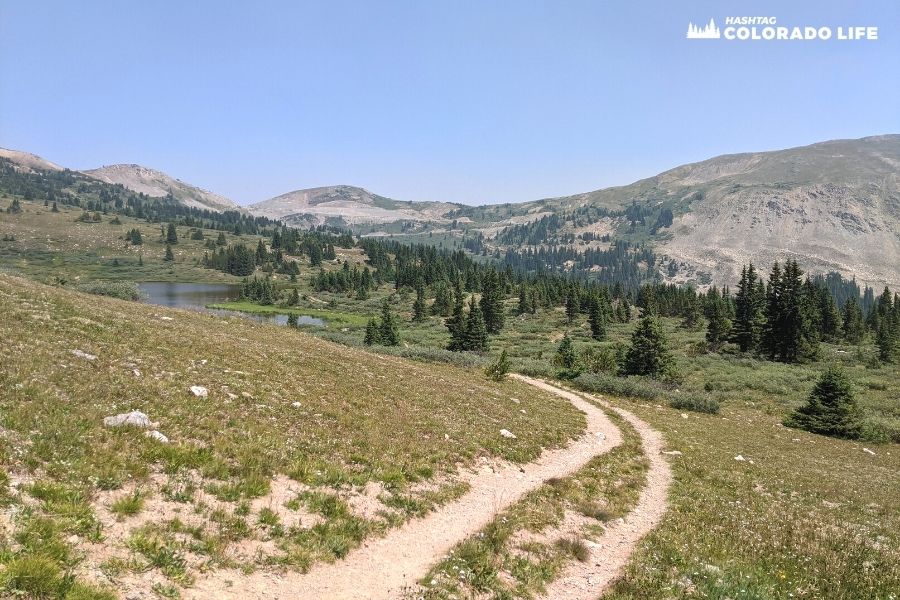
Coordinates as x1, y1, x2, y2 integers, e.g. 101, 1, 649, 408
190, 386, 209, 397
103, 411, 156, 429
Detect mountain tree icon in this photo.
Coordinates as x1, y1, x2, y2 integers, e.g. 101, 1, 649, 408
687, 18, 721, 39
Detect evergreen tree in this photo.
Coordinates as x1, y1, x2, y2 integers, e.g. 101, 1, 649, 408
731, 264, 764, 352
363, 318, 381, 346
842, 296, 864, 344
432, 281, 453, 316
681, 297, 704, 330
588, 299, 606, 340
623, 314, 676, 379
412, 285, 427, 322
479, 271, 505, 334
216, 231, 227, 246
484, 349, 510, 382
463, 296, 488, 352
255, 239, 268, 265
51, 201, 59, 212
164, 243, 174, 262
446, 289, 467, 351
517, 285, 533, 315
378, 300, 400, 346
287, 313, 298, 328
876, 321, 897, 363
706, 296, 732, 350
762, 260, 818, 362
565, 294, 579, 324
784, 366, 862, 439
288, 288, 300, 306
166, 223, 178, 244
553, 333, 581, 376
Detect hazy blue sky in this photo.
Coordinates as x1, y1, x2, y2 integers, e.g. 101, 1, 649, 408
1, 1, 898, 205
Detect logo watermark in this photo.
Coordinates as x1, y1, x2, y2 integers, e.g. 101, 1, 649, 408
686, 17, 878, 41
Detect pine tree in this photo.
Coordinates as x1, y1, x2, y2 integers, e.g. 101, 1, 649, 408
216, 231, 227, 246
7, 198, 22, 213
164, 243, 174, 262
166, 223, 178, 244
446, 289, 466, 351
876, 321, 897, 363
588, 299, 606, 340
287, 314, 298, 328
288, 288, 300, 306
553, 333, 580, 377
565, 294, 579, 324
842, 296, 864, 344
432, 281, 453, 316
731, 264, 764, 352
479, 270, 505, 334
784, 366, 862, 439
484, 349, 510, 382
378, 300, 400, 346
517, 285, 533, 315
463, 297, 488, 352
363, 318, 381, 346
706, 297, 732, 350
412, 285, 427, 322
51, 201, 59, 212
623, 314, 676, 379
681, 297, 704, 330
255, 239, 268, 265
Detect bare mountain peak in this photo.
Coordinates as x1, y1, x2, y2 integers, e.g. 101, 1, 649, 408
83, 163, 239, 213
0, 147, 64, 173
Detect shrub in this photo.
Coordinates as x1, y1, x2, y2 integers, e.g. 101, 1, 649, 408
669, 393, 721, 414
74, 280, 145, 301
572, 373, 664, 401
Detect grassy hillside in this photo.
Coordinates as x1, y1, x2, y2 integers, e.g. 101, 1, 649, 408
0, 196, 262, 283
0, 274, 583, 597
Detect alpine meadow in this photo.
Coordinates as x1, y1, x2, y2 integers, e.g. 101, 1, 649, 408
1, 2, 899, 600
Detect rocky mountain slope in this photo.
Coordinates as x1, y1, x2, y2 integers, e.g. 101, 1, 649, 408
248, 185, 460, 226
0, 147, 64, 173
82, 164, 240, 212
553, 135, 900, 288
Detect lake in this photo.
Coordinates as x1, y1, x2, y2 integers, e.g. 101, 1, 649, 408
138, 282, 326, 326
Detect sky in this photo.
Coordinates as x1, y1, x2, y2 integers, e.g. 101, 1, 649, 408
1, 1, 898, 206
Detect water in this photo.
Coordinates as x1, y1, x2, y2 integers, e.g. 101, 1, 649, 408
138, 282, 326, 327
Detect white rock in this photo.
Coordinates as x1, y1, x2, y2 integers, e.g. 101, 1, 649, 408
132, 369, 141, 377
291, 401, 302, 408
160, 316, 174, 321
444, 434, 450, 440
734, 455, 746, 462
103, 411, 156, 429
72, 349, 97, 361
681, 413, 689, 419
661, 450, 683, 456
863, 448, 876, 456
145, 430, 169, 443
190, 386, 208, 398
500, 429, 517, 439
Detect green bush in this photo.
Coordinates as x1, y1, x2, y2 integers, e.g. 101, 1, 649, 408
669, 393, 721, 414
572, 373, 664, 401
74, 280, 144, 301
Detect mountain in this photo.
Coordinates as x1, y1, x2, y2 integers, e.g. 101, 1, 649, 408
0, 147, 64, 173
82, 164, 240, 213
548, 135, 900, 288
248, 185, 460, 227
432, 135, 899, 289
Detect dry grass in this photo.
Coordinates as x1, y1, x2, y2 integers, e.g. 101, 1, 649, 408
0, 274, 583, 595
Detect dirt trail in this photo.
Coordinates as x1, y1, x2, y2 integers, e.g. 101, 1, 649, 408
538, 386, 673, 600
187, 376, 623, 600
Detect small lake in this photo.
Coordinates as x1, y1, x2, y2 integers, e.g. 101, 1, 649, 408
138, 282, 326, 327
